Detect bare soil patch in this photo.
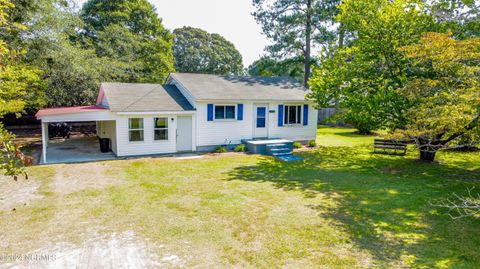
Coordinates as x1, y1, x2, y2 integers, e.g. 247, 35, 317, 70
0, 176, 42, 211
0, 231, 180, 269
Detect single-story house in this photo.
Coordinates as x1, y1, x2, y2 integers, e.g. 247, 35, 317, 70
36, 73, 317, 163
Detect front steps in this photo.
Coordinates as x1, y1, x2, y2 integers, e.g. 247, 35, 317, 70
266, 143, 293, 156
243, 139, 303, 162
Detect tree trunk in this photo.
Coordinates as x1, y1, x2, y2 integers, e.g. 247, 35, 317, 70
338, 25, 345, 49
417, 138, 438, 162
334, 25, 345, 115
303, 0, 312, 88
419, 149, 436, 162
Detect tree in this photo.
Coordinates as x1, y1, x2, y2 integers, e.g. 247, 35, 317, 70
38, 40, 111, 107
172, 27, 243, 75
0, 0, 42, 178
80, 0, 174, 83
252, 0, 340, 87
397, 32, 480, 162
247, 56, 304, 82
9, 0, 107, 107
432, 187, 480, 219
429, 0, 480, 39
309, 0, 434, 133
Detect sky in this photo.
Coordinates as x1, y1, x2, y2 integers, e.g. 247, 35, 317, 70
77, 0, 270, 67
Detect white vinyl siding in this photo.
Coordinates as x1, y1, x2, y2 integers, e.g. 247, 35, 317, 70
115, 115, 179, 157
269, 103, 317, 141
97, 120, 117, 155
38, 111, 116, 123
195, 102, 317, 147
196, 102, 253, 146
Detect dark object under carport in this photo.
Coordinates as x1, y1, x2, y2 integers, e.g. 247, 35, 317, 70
48, 123, 71, 139
99, 138, 110, 153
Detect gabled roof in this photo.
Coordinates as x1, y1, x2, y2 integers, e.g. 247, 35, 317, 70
36, 105, 107, 118
100, 83, 194, 112
169, 73, 309, 102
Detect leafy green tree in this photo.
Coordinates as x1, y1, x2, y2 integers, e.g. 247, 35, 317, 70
310, 0, 434, 133
429, 0, 480, 39
37, 40, 111, 107
172, 27, 243, 75
397, 33, 480, 162
80, 0, 174, 83
0, 123, 25, 179
252, 0, 341, 87
0, 0, 42, 178
4, 0, 105, 107
247, 56, 304, 82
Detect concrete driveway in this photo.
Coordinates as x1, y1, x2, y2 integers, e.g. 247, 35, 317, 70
42, 136, 117, 164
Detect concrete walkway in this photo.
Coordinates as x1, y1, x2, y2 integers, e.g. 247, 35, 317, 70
42, 137, 117, 164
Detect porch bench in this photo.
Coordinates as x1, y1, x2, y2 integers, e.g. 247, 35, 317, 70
373, 139, 407, 155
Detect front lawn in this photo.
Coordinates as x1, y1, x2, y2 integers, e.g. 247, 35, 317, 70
1, 127, 480, 268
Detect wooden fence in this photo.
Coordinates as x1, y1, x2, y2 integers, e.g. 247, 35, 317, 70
317, 108, 337, 124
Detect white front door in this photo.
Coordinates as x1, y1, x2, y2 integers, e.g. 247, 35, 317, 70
176, 116, 192, 152
254, 104, 268, 138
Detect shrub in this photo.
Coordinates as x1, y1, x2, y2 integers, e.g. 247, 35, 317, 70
234, 144, 245, 152
308, 140, 317, 148
293, 142, 303, 149
214, 146, 228, 153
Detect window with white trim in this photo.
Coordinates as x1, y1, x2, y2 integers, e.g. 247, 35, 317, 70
214, 105, 236, 120
154, 117, 168, 140
129, 118, 144, 142
284, 105, 302, 125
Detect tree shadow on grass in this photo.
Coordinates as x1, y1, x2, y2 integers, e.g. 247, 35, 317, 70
333, 131, 377, 138
225, 146, 480, 267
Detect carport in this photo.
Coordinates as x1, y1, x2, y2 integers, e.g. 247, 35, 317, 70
35, 106, 118, 164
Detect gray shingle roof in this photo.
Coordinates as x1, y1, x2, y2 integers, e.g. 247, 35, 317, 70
170, 73, 309, 101
101, 83, 194, 112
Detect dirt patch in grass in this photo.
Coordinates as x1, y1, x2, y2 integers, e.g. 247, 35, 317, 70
0, 176, 43, 211
0, 231, 178, 269
53, 162, 121, 195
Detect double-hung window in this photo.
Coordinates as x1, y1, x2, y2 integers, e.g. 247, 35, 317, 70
154, 117, 168, 141
129, 118, 144, 142
214, 105, 236, 120
284, 105, 302, 125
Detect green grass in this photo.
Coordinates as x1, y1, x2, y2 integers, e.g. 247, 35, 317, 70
1, 127, 480, 268
316, 126, 378, 147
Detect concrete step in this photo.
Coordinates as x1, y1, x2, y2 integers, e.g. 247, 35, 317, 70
269, 148, 292, 154
266, 143, 288, 148
272, 151, 294, 156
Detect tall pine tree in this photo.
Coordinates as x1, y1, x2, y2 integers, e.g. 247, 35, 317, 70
252, 0, 340, 87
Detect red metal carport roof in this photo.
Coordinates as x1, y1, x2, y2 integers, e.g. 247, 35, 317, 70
35, 105, 107, 118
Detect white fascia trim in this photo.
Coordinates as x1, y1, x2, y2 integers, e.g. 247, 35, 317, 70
197, 99, 315, 103
116, 111, 196, 115
168, 74, 198, 102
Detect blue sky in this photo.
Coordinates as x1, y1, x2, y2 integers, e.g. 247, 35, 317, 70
77, 0, 270, 66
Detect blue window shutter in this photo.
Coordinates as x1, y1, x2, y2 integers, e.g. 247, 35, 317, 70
303, 104, 309, 125
207, 104, 214, 121
237, 104, 243, 120
278, 105, 284, 127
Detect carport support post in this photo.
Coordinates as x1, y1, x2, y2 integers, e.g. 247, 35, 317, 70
41, 121, 48, 163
